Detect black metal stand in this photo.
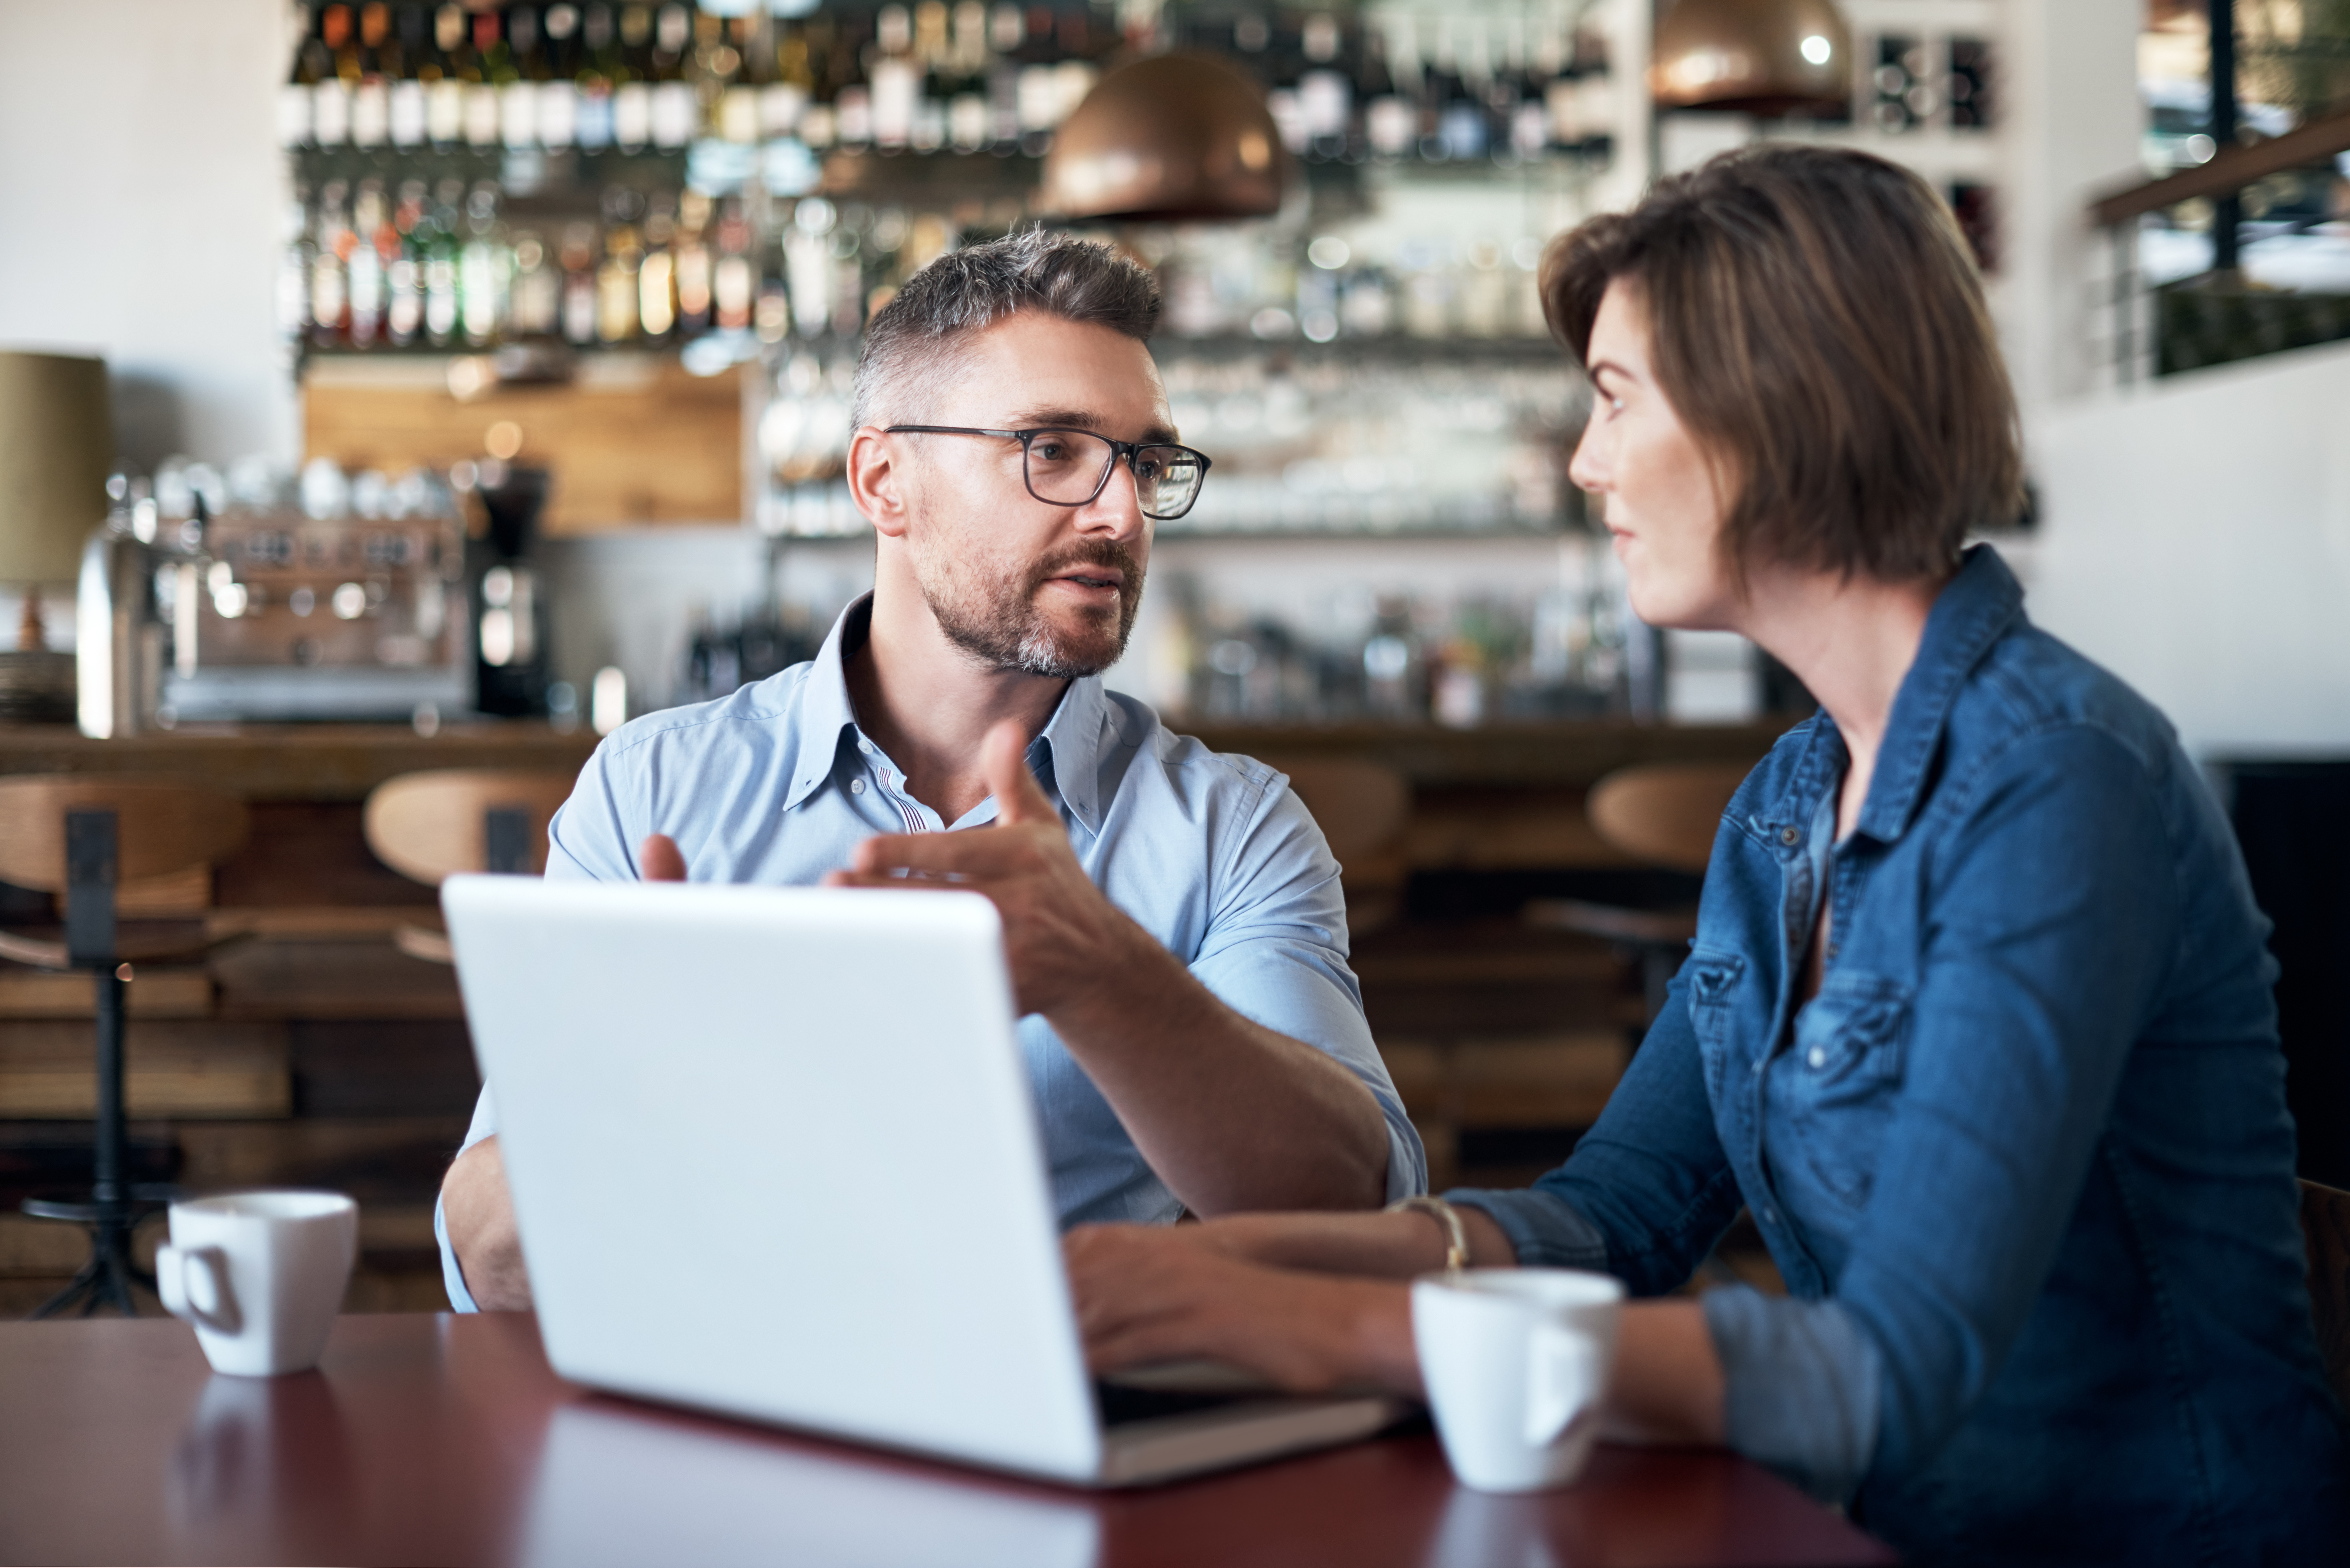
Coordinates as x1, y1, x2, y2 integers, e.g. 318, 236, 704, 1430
20, 811, 174, 1319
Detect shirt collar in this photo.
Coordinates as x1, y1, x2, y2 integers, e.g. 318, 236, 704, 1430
1852, 543, 2026, 844
779, 592, 1117, 833
780, 595, 870, 813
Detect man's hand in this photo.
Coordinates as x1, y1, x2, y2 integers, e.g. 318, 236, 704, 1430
821, 719, 1157, 1019
442, 832, 688, 1310
1064, 1223, 1421, 1395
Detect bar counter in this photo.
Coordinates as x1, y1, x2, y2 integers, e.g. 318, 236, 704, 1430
0, 716, 1792, 797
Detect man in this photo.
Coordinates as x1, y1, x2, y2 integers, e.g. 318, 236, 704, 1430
438, 230, 1425, 1310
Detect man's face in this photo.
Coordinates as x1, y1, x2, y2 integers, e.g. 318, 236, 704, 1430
886, 311, 1171, 678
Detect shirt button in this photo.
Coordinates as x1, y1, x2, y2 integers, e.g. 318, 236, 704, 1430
849, 778, 866, 795
1807, 1046, 1826, 1069
1752, 1060, 1765, 1077
858, 740, 873, 755
1760, 1207, 1778, 1224
1779, 826, 1801, 846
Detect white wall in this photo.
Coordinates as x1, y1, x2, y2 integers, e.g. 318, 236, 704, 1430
0, 0, 296, 470
2024, 338, 2350, 759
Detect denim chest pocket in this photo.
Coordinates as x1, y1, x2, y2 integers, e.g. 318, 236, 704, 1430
1784, 971, 1912, 1208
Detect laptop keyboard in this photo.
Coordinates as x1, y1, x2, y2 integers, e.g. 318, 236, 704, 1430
1093, 1379, 1260, 1429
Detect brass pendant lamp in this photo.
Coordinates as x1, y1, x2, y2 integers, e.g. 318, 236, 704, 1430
1037, 51, 1286, 223
1651, 0, 1854, 118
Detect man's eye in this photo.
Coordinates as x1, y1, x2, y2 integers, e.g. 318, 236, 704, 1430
1032, 439, 1068, 462
1134, 455, 1165, 480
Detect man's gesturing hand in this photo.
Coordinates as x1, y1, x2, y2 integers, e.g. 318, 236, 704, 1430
821, 719, 1155, 1019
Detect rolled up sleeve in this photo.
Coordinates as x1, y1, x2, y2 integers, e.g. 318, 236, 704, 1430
1188, 773, 1426, 1203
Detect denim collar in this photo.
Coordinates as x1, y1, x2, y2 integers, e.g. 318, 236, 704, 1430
779, 593, 1111, 833
1757, 545, 2025, 850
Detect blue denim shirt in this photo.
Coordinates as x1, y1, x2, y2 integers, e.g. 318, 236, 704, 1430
437, 595, 1425, 1312
1456, 548, 2345, 1566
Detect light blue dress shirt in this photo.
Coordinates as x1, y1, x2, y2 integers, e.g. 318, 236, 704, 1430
438, 594, 1426, 1310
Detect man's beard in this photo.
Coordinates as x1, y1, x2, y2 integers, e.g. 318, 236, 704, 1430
922, 536, 1146, 679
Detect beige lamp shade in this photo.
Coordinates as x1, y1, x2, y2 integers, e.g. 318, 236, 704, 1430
1038, 52, 1286, 223
1651, 0, 1854, 118
0, 351, 112, 585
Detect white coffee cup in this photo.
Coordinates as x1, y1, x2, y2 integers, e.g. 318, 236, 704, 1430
156, 1191, 358, 1377
1411, 1267, 1625, 1493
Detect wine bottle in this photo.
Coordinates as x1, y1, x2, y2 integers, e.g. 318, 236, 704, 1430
281, 6, 325, 149
463, 10, 502, 150
350, 2, 391, 147
313, 3, 353, 147
426, 4, 467, 148
388, 3, 428, 147
459, 185, 510, 345
537, 3, 579, 148
713, 200, 755, 332
347, 179, 388, 346
598, 223, 643, 343
649, 3, 697, 150
386, 181, 425, 347
674, 191, 713, 334
638, 196, 678, 338
575, 3, 616, 150
613, 4, 654, 152
560, 221, 599, 346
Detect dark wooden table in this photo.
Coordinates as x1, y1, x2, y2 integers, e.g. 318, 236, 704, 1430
0, 1313, 1892, 1567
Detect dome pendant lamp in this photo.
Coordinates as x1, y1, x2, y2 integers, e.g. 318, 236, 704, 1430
1038, 51, 1286, 223
1651, 0, 1855, 118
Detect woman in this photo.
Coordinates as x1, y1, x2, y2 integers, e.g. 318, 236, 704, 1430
1066, 146, 2346, 1566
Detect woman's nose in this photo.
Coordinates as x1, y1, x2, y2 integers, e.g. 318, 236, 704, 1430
1567, 422, 1611, 495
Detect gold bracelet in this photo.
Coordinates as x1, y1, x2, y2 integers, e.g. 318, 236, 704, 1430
1387, 1194, 1468, 1274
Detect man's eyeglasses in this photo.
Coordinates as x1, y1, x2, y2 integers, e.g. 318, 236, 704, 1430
883, 426, 1213, 522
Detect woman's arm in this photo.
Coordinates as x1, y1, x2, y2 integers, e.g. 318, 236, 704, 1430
1064, 1221, 1725, 1440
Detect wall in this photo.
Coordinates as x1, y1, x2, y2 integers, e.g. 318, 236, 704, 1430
0, 0, 296, 472
2023, 337, 2350, 760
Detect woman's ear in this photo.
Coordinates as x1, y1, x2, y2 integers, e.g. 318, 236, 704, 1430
846, 426, 910, 539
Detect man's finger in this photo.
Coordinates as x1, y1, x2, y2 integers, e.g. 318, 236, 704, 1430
982, 719, 1059, 826
850, 828, 1034, 878
639, 833, 688, 881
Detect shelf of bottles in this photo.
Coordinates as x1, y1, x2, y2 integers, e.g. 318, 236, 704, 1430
280, 1, 1632, 539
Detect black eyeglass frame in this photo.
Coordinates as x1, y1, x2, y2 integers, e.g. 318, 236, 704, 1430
882, 425, 1214, 522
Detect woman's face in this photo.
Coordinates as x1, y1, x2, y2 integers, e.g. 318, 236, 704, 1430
1567, 281, 1738, 631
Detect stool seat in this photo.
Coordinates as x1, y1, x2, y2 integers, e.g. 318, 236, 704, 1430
0, 919, 239, 970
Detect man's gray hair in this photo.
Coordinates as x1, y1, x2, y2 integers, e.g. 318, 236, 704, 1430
850, 228, 1161, 431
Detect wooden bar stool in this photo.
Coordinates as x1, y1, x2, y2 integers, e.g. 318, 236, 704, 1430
1265, 758, 1412, 934
1524, 761, 1753, 1020
363, 769, 579, 963
0, 778, 250, 1317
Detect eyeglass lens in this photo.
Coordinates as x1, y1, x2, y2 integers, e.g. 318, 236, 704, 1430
1024, 430, 1206, 520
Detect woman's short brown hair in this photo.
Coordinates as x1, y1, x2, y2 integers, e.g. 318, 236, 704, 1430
1543, 145, 2022, 585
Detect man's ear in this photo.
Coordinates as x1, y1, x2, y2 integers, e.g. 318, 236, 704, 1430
846, 426, 910, 539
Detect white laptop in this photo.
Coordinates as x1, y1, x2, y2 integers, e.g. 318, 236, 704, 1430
441, 875, 1404, 1487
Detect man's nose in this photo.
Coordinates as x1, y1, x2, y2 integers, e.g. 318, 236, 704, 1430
1075, 452, 1148, 536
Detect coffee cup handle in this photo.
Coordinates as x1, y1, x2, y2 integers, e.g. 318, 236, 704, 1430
156, 1244, 240, 1334
1524, 1321, 1604, 1446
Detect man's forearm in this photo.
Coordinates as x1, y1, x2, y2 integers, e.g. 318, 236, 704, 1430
1049, 920, 1392, 1215
442, 1136, 533, 1310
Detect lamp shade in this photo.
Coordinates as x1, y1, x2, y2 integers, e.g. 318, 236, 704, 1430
0, 351, 112, 585
1038, 52, 1286, 223
1651, 0, 1854, 118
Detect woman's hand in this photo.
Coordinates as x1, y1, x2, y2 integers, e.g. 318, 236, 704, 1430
1064, 1224, 1423, 1396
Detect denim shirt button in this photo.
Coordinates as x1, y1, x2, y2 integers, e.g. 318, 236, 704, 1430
1807, 1046, 1827, 1069
849, 778, 866, 795
1779, 826, 1801, 846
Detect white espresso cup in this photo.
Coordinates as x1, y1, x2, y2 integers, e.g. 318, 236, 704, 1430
155, 1191, 359, 1377
1411, 1267, 1626, 1493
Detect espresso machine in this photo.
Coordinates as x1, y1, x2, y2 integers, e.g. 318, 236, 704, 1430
77, 463, 472, 733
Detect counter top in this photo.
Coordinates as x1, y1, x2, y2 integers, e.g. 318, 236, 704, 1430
0, 722, 602, 801
0, 717, 1792, 799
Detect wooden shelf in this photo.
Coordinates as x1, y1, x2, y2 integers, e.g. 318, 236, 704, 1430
0, 721, 598, 803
